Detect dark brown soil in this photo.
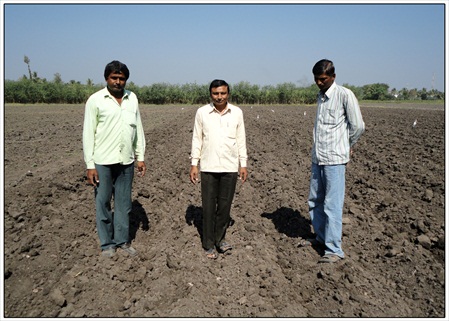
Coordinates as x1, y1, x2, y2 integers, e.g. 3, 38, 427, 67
3, 101, 445, 317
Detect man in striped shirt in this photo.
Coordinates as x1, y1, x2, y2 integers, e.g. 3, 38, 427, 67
304, 59, 365, 263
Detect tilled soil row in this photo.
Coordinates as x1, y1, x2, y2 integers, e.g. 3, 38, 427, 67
3, 103, 444, 317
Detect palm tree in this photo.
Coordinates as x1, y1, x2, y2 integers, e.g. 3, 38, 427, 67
24, 55, 32, 80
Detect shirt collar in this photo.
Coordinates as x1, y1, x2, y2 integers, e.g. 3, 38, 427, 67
102, 87, 129, 100
209, 102, 232, 115
322, 82, 337, 99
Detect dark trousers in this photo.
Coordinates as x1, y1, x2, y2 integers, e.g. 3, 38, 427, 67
201, 172, 238, 250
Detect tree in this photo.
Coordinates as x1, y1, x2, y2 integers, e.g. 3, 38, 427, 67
232, 81, 259, 104
276, 82, 296, 104
342, 83, 363, 100
362, 83, 390, 100
418, 88, 428, 100
298, 84, 318, 104
408, 88, 418, 100
3, 77, 445, 105
54, 73, 63, 84
399, 88, 410, 100
24, 55, 32, 80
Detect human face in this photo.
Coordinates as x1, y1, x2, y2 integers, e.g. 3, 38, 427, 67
314, 73, 335, 92
210, 85, 229, 110
106, 72, 127, 96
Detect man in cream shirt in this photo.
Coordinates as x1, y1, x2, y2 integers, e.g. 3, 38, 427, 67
190, 79, 248, 259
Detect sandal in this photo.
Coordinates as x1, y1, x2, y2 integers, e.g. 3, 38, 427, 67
205, 248, 218, 259
298, 238, 320, 247
217, 242, 233, 253
318, 254, 343, 263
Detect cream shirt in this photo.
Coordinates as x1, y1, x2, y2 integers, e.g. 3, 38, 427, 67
83, 87, 146, 169
190, 103, 247, 172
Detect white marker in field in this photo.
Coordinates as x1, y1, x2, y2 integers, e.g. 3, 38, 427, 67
412, 119, 417, 128
304, 111, 307, 116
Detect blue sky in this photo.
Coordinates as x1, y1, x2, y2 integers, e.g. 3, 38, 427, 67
3, 2, 446, 91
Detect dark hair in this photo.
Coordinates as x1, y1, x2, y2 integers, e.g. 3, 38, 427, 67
104, 60, 130, 80
209, 79, 230, 94
312, 59, 335, 76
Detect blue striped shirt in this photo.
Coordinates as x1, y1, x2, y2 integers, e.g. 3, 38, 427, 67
312, 82, 365, 165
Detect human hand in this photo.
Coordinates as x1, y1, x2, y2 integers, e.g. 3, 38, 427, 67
190, 166, 199, 184
239, 167, 248, 183
137, 161, 146, 177
87, 169, 99, 187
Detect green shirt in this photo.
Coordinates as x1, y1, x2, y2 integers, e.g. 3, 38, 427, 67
83, 87, 146, 169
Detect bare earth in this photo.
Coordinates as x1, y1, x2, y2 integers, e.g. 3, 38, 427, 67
3, 101, 445, 317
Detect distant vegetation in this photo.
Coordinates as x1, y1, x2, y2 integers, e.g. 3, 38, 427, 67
4, 56, 445, 105
5, 77, 444, 105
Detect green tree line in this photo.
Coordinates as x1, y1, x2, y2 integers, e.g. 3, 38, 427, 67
5, 77, 444, 105
5, 73, 445, 105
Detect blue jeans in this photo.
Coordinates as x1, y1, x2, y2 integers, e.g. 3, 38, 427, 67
95, 163, 134, 250
308, 163, 346, 258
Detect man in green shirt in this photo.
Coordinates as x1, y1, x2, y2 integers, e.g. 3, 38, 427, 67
83, 60, 146, 257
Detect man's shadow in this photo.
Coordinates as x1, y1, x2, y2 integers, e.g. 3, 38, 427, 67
185, 205, 203, 240
129, 200, 150, 242
261, 207, 324, 255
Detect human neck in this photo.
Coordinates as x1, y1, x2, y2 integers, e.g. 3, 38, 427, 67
107, 87, 124, 99
214, 103, 228, 113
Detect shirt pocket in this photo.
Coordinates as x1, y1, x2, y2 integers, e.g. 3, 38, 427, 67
122, 109, 137, 139
224, 120, 238, 138
223, 121, 238, 158
322, 108, 337, 125
122, 109, 137, 127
